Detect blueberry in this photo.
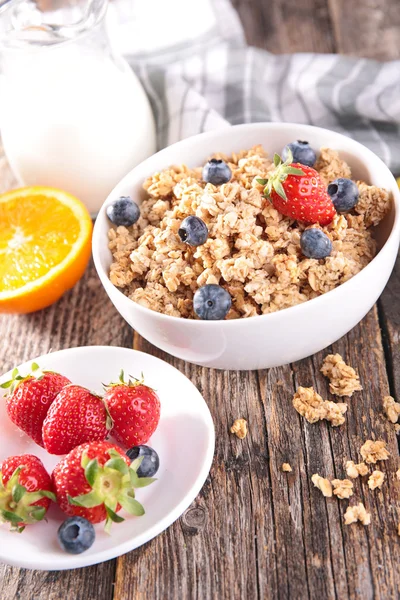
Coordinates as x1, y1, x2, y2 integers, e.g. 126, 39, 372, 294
57, 517, 95, 554
126, 445, 159, 477
300, 229, 332, 259
202, 159, 232, 185
327, 178, 359, 212
178, 216, 208, 247
106, 196, 140, 226
282, 140, 316, 167
193, 284, 232, 320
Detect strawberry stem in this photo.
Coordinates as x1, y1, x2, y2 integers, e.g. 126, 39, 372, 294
256, 149, 305, 202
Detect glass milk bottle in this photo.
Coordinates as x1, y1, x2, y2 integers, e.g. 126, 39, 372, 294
0, 0, 156, 214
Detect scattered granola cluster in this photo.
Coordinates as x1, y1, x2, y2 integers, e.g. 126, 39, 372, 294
230, 418, 248, 439
311, 474, 332, 497
320, 354, 362, 397
360, 440, 390, 464
332, 478, 354, 499
108, 146, 391, 319
282, 463, 293, 473
368, 470, 385, 490
383, 395, 400, 424
292, 386, 347, 426
345, 460, 369, 478
344, 503, 371, 526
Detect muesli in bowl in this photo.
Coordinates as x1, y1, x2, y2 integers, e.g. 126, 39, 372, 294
107, 141, 391, 321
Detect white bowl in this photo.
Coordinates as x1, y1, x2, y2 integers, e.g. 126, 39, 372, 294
92, 123, 400, 370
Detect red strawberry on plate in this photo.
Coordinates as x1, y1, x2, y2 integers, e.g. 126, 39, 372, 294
104, 371, 160, 448
1, 363, 71, 447
42, 384, 113, 455
257, 149, 336, 225
52, 441, 155, 532
0, 454, 56, 531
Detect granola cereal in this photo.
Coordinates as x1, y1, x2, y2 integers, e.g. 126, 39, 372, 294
368, 470, 385, 490
383, 395, 400, 424
230, 418, 248, 439
345, 460, 369, 478
360, 440, 390, 464
292, 386, 347, 426
282, 463, 292, 472
108, 145, 391, 320
344, 503, 371, 526
320, 354, 362, 397
311, 474, 333, 497
332, 478, 354, 499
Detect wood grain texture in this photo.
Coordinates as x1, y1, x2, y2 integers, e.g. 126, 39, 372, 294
328, 0, 400, 59
232, 0, 337, 53
1, 1, 400, 599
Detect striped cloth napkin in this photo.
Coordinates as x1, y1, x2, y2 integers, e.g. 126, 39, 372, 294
108, 0, 400, 175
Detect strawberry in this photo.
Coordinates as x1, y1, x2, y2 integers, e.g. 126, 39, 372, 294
257, 150, 336, 225
52, 441, 155, 531
0, 454, 56, 531
42, 384, 113, 455
1, 363, 71, 447
104, 372, 160, 448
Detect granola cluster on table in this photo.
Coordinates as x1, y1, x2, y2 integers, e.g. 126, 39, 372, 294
108, 145, 391, 319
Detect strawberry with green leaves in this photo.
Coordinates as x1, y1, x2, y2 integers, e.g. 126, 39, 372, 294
104, 371, 160, 448
257, 149, 336, 226
1, 363, 70, 447
0, 454, 56, 531
52, 441, 155, 532
42, 385, 113, 455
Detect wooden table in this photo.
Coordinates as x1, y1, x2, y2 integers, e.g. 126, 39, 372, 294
1, 1, 400, 598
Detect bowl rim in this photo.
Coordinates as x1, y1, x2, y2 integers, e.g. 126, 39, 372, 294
93, 122, 400, 328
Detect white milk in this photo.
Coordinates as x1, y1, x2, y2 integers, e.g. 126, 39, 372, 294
0, 43, 156, 214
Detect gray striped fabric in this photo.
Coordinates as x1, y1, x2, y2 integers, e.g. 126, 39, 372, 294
110, 0, 400, 175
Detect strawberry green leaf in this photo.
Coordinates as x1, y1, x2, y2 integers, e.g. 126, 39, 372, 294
273, 153, 281, 167
11, 483, 26, 503
273, 180, 287, 201
31, 363, 40, 372
282, 166, 304, 176
40, 490, 56, 502
104, 457, 129, 475
285, 148, 294, 164
0, 380, 13, 389
105, 505, 124, 523
29, 506, 46, 521
256, 178, 268, 185
118, 495, 145, 517
68, 490, 102, 508
130, 457, 144, 474
1, 509, 23, 524
84, 458, 99, 487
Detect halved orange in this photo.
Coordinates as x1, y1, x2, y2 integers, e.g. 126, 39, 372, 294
0, 186, 93, 313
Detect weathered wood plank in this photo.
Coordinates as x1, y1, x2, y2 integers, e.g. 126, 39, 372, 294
328, 0, 400, 59
232, 0, 336, 53
379, 250, 400, 400
113, 307, 400, 600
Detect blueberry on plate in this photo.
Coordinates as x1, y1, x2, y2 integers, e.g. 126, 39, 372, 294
282, 140, 316, 167
57, 516, 95, 554
178, 215, 208, 246
193, 284, 232, 320
300, 229, 332, 259
106, 196, 140, 227
327, 178, 359, 212
126, 445, 160, 477
202, 159, 232, 185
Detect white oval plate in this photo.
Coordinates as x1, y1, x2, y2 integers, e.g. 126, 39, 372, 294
0, 346, 215, 571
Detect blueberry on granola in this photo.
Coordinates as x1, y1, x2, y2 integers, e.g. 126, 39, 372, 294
202, 159, 232, 185
178, 216, 208, 246
282, 140, 316, 167
300, 229, 332, 259
106, 196, 140, 227
327, 178, 359, 212
193, 284, 232, 320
